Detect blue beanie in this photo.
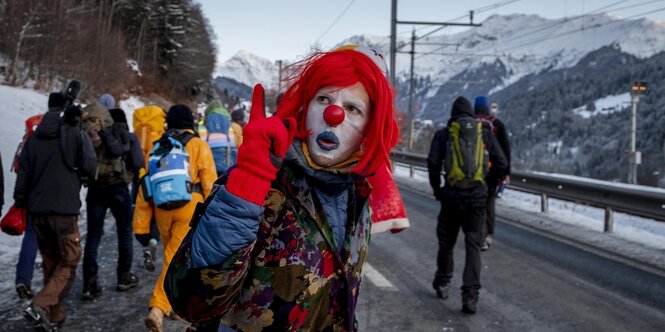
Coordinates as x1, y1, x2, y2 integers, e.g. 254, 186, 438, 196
98, 93, 116, 110
474, 96, 490, 116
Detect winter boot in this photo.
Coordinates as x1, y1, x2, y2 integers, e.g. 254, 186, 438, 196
145, 307, 164, 332
432, 281, 450, 299
462, 300, 478, 314
117, 271, 139, 291
24, 303, 55, 331
81, 276, 102, 301
16, 283, 34, 299
143, 246, 156, 272
462, 290, 479, 314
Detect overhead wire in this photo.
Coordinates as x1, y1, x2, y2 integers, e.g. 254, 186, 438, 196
314, 0, 357, 45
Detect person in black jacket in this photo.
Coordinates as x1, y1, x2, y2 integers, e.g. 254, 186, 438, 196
427, 96, 508, 314
474, 96, 511, 250
14, 92, 97, 330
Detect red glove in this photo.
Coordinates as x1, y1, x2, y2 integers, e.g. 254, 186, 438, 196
226, 84, 296, 205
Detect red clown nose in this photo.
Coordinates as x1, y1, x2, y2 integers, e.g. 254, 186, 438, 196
323, 105, 345, 127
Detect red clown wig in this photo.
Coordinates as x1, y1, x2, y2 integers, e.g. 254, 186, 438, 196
276, 48, 400, 176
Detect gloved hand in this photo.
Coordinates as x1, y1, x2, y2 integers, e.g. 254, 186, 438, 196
226, 84, 296, 205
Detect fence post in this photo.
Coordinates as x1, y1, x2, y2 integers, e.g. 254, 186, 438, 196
541, 193, 548, 213
409, 165, 414, 178
604, 207, 614, 233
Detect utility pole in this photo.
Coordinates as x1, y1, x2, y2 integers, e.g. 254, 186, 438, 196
390, 0, 397, 86
628, 81, 647, 184
407, 28, 416, 152
276, 60, 283, 92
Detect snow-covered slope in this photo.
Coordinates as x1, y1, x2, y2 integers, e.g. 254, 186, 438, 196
0, 85, 48, 216
215, 50, 278, 89
344, 13, 665, 89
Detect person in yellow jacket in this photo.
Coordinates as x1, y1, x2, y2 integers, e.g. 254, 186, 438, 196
133, 104, 217, 332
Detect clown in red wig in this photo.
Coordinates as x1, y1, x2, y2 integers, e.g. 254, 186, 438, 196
164, 45, 407, 332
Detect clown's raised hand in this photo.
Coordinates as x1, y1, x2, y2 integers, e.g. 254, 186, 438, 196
226, 84, 296, 205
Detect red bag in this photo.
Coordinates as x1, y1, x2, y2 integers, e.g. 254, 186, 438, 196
1, 205, 28, 236
368, 165, 410, 234
12, 114, 44, 173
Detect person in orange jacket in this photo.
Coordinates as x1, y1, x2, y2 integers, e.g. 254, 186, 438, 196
133, 104, 217, 332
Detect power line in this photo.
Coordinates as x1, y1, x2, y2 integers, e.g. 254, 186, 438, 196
397, 0, 522, 36
314, 0, 357, 45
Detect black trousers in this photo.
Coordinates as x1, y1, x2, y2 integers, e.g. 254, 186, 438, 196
484, 193, 497, 237
83, 184, 133, 283
434, 201, 485, 299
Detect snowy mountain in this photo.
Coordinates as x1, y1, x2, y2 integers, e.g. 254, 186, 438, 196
215, 50, 278, 90
217, 13, 665, 101
334, 13, 665, 91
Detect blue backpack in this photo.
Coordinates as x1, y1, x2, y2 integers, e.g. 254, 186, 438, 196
143, 132, 196, 210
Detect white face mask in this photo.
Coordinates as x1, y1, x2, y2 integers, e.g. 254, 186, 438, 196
305, 83, 371, 168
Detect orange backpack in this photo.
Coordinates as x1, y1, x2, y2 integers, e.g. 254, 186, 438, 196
133, 105, 166, 164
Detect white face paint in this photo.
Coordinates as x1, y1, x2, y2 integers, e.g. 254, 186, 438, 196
305, 83, 371, 168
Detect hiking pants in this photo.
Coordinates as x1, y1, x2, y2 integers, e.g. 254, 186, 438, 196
484, 193, 497, 237
131, 178, 160, 247
434, 201, 484, 299
83, 183, 134, 283
16, 218, 39, 287
149, 193, 203, 314
211, 146, 237, 176
32, 214, 81, 318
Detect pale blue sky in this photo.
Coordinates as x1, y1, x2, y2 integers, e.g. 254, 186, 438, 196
198, 0, 665, 63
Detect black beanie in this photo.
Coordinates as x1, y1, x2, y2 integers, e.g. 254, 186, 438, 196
450, 96, 474, 118
48, 92, 65, 108
167, 104, 195, 129
109, 108, 127, 123
231, 109, 245, 123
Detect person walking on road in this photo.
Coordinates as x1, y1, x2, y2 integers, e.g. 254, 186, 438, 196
474, 96, 511, 251
80, 102, 140, 301
134, 104, 218, 332
428, 96, 508, 314
14, 92, 97, 330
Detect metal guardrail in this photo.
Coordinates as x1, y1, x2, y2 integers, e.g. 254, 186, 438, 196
390, 150, 665, 231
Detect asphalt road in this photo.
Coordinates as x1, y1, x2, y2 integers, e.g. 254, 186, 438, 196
2, 188, 664, 331
358, 188, 665, 331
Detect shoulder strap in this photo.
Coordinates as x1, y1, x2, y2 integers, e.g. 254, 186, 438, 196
174, 131, 195, 148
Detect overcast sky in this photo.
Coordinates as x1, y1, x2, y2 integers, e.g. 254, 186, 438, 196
198, 0, 665, 63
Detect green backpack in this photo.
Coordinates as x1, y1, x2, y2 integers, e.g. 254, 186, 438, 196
444, 117, 489, 189
82, 104, 133, 187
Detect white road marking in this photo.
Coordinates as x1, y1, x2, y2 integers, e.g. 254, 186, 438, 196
363, 263, 398, 290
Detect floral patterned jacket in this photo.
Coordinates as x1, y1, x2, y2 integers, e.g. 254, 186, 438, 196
165, 155, 372, 331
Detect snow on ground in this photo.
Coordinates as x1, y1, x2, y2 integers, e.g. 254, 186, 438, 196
573, 92, 631, 118
118, 95, 145, 130
392, 164, 665, 251
0, 85, 49, 217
